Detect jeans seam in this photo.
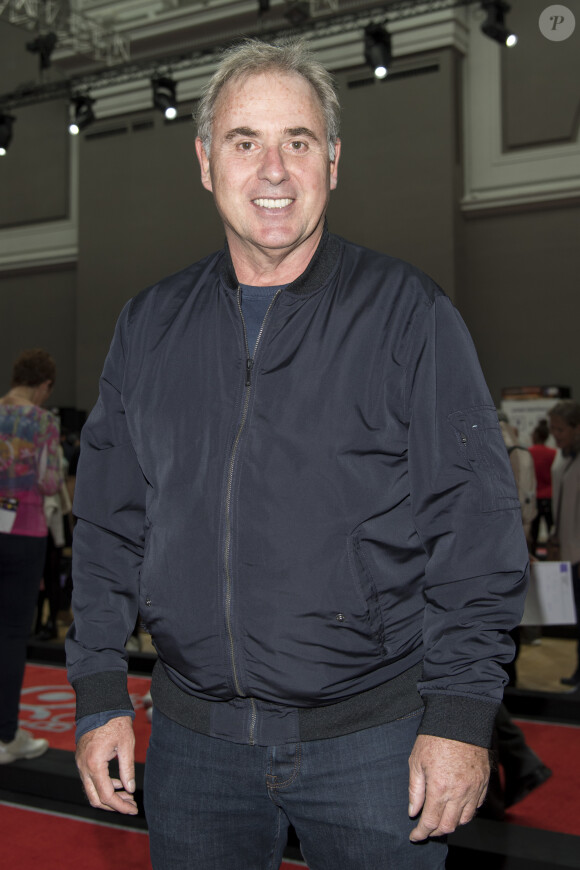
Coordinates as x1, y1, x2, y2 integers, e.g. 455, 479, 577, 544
267, 807, 282, 870
266, 742, 302, 791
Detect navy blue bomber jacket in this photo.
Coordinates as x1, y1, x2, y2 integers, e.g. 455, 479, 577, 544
66, 229, 528, 749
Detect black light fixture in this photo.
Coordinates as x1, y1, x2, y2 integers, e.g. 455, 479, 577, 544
69, 95, 96, 136
0, 112, 14, 156
283, 1, 310, 26
26, 32, 58, 70
481, 1, 518, 47
364, 23, 392, 80
258, 0, 270, 13
152, 76, 178, 121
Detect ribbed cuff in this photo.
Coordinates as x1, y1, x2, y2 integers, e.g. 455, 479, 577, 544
418, 693, 500, 748
72, 670, 133, 719
75, 709, 135, 743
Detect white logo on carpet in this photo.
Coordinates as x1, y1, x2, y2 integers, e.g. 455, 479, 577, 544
19, 685, 146, 732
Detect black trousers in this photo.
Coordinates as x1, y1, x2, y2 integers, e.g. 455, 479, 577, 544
530, 497, 553, 553
483, 702, 543, 817
35, 532, 63, 632
0, 533, 47, 741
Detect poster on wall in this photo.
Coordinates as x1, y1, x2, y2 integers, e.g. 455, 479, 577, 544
520, 561, 575, 626
501, 386, 570, 446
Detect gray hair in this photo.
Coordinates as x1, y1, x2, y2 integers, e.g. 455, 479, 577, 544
548, 399, 580, 454
548, 399, 580, 428
196, 39, 340, 161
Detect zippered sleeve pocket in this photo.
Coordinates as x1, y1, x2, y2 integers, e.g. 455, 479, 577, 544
448, 406, 520, 513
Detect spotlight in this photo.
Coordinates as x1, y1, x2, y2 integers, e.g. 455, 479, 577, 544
26, 32, 58, 70
364, 23, 392, 80
481, 1, 518, 47
0, 112, 14, 156
152, 76, 178, 121
69, 95, 96, 136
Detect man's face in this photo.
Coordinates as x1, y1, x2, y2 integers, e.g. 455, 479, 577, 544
550, 415, 580, 452
195, 71, 340, 265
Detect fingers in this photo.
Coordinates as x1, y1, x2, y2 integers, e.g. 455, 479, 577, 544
408, 734, 490, 842
117, 739, 137, 796
80, 768, 139, 814
76, 716, 138, 816
407, 762, 426, 820
409, 794, 480, 841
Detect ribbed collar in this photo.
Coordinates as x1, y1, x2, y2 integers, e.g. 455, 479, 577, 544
219, 223, 341, 297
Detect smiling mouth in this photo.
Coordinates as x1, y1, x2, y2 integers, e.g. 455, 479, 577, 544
252, 198, 293, 209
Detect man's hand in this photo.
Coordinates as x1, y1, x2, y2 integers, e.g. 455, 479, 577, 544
75, 716, 138, 815
408, 734, 489, 841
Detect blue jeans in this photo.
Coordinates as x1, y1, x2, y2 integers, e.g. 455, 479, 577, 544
144, 708, 447, 870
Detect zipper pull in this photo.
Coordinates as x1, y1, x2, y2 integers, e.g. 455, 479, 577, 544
245, 358, 254, 387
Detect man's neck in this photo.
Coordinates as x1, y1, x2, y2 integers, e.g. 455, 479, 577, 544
227, 227, 323, 287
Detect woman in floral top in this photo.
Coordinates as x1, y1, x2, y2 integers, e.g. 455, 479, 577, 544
0, 349, 62, 764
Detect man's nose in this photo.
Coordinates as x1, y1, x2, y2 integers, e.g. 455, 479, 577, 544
257, 145, 289, 184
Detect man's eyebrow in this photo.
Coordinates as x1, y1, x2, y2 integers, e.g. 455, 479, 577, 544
222, 126, 321, 142
285, 126, 320, 142
224, 127, 260, 141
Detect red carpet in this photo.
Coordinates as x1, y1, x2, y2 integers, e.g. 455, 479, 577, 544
18, 666, 580, 838
506, 719, 580, 835
1, 803, 151, 870
21, 664, 152, 762
0, 803, 307, 869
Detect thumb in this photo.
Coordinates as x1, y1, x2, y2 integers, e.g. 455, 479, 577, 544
117, 744, 136, 794
408, 759, 426, 818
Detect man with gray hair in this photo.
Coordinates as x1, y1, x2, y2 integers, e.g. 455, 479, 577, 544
67, 39, 528, 869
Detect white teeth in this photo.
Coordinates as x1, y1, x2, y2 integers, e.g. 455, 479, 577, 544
253, 198, 292, 209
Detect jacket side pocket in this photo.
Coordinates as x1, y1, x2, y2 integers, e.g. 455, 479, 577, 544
347, 535, 388, 656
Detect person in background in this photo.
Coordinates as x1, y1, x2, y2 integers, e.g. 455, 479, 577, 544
0, 348, 62, 763
482, 702, 552, 820
481, 414, 552, 817
35, 439, 73, 640
498, 411, 537, 548
498, 410, 538, 679
549, 400, 580, 689
529, 419, 556, 557
67, 40, 528, 870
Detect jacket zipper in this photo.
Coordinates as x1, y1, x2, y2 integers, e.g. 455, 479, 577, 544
223, 286, 282, 744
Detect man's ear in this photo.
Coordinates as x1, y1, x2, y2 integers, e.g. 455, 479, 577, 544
329, 138, 341, 191
195, 137, 213, 192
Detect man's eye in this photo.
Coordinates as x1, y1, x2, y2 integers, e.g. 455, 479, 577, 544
238, 141, 254, 151
290, 141, 307, 151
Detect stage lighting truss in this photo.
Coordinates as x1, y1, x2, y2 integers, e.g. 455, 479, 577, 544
0, 0, 522, 143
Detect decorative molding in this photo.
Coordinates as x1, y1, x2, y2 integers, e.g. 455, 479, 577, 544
461, 7, 580, 214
